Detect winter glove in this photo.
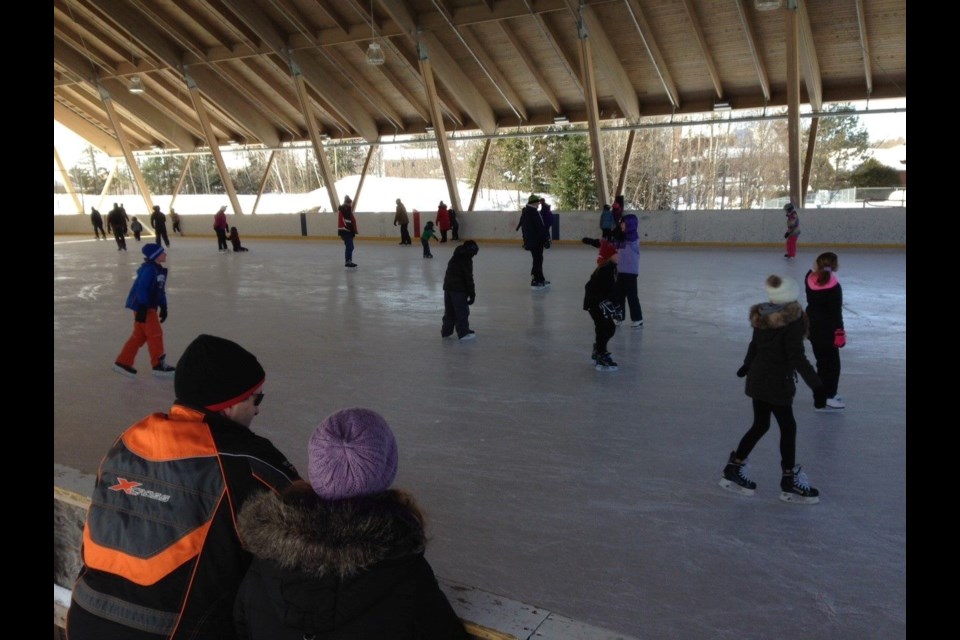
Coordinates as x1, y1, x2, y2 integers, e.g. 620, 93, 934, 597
134, 307, 147, 323
736, 365, 749, 378
813, 386, 827, 409
834, 328, 846, 348
159, 306, 168, 324
784, 232, 790, 239
582, 237, 601, 248
466, 294, 475, 306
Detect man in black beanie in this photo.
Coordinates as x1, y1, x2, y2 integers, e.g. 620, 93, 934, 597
68, 334, 301, 640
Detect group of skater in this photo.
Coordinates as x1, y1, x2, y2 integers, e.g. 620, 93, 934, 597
90, 203, 184, 250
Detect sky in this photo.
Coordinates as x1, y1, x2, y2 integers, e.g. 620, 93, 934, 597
54, 98, 906, 176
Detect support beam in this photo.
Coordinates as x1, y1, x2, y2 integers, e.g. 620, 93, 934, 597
98, 160, 118, 210
498, 21, 561, 114
785, 6, 801, 209
220, 0, 379, 142
801, 117, 819, 203
55, 146, 84, 215
623, 0, 680, 110
576, 17, 609, 206
615, 130, 636, 199
796, 0, 823, 111
734, 0, 772, 103
468, 138, 491, 212
96, 83, 155, 213
572, 5, 641, 121
854, 0, 873, 95
419, 46, 462, 212
251, 152, 276, 215
680, 0, 724, 99
169, 156, 193, 209
535, 14, 583, 97
351, 145, 377, 211
291, 71, 339, 211
183, 72, 243, 215
53, 102, 123, 156
459, 26, 527, 122
384, 39, 463, 127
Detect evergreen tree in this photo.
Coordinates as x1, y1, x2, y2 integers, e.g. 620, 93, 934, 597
554, 133, 596, 210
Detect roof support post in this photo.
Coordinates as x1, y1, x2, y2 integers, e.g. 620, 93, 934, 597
95, 82, 155, 213
801, 117, 819, 204
290, 62, 339, 212
182, 71, 242, 214
55, 146, 84, 215
168, 156, 193, 210
97, 160, 119, 211
251, 152, 276, 215
418, 39, 463, 212
351, 144, 378, 212
615, 130, 636, 200
469, 138, 492, 212
576, 16, 609, 207
785, 3, 801, 209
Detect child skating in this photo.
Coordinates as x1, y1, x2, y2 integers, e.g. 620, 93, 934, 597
228, 226, 249, 252
421, 220, 438, 258
583, 241, 622, 371
113, 243, 177, 378
719, 275, 826, 504
441, 240, 479, 341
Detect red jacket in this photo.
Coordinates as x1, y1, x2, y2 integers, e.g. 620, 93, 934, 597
436, 205, 451, 231
213, 210, 228, 231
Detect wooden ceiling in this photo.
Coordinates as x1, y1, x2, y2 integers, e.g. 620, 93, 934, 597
54, 0, 906, 156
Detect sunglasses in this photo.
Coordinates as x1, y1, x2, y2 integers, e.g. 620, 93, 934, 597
253, 392, 265, 407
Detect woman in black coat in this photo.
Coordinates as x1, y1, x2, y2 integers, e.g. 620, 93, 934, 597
234, 408, 468, 640
719, 275, 825, 504
805, 252, 845, 410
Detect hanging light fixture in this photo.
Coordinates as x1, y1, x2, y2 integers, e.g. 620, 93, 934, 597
365, 0, 385, 66
129, 75, 146, 94
754, 1, 782, 9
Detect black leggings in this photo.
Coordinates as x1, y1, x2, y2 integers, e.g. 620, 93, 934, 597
811, 339, 841, 398
735, 399, 797, 471
588, 308, 616, 354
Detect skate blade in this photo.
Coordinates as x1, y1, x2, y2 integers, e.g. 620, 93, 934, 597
595, 364, 618, 372
719, 478, 755, 496
152, 370, 176, 379
779, 492, 820, 504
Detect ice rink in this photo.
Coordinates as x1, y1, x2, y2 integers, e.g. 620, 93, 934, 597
54, 234, 906, 639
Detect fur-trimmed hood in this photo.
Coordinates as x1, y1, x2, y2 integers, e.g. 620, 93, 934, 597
749, 301, 806, 331
237, 484, 426, 579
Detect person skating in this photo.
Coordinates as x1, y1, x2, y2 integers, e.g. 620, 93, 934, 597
214, 205, 230, 252
583, 241, 622, 371
112, 243, 176, 378
421, 220, 437, 258
805, 252, 846, 411
394, 198, 411, 245
783, 202, 800, 259
150, 205, 171, 247
435, 201, 451, 243
169, 208, 184, 236
106, 202, 128, 251
68, 334, 302, 640
441, 240, 479, 341
719, 275, 826, 504
90, 207, 106, 240
228, 226, 249, 252
338, 196, 358, 268
516, 194, 549, 289
130, 216, 144, 241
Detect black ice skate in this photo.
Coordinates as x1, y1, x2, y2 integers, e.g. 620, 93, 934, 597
152, 356, 176, 379
780, 466, 820, 504
595, 352, 618, 371
719, 451, 756, 496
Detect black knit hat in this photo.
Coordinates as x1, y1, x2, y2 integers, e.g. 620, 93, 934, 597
174, 334, 265, 412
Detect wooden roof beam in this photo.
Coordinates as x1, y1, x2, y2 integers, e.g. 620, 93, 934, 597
458, 26, 527, 122
498, 20, 561, 114
384, 39, 463, 127
734, 0, 772, 104
574, 5, 641, 121
624, 0, 679, 110
291, 72, 339, 211
854, 0, 873, 95
795, 0, 823, 111
680, 0, 724, 100
219, 0, 379, 141
418, 51, 462, 211
535, 14, 583, 97
53, 101, 123, 157
95, 82, 155, 212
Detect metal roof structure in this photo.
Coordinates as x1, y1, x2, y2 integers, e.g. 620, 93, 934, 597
54, 0, 906, 211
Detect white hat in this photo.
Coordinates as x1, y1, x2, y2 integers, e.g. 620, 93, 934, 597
766, 275, 799, 304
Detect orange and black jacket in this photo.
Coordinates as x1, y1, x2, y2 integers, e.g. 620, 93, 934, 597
71, 405, 300, 639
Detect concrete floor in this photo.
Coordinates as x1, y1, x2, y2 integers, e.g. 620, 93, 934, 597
53, 235, 906, 640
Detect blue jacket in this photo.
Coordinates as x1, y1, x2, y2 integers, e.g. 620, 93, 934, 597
125, 260, 168, 312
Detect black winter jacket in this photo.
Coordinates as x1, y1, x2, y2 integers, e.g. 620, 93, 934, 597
443, 244, 476, 295
516, 204, 545, 247
804, 270, 844, 344
740, 302, 821, 406
583, 261, 618, 311
234, 485, 468, 640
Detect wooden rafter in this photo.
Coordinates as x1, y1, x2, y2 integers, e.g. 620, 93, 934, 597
680, 0, 723, 99
418, 48, 462, 211
795, 0, 823, 111
576, 5, 641, 121
623, 0, 679, 110
96, 82, 156, 212
456, 26, 528, 122
734, 0, 772, 104
854, 0, 873, 95
291, 72, 339, 211
53, 101, 123, 156
498, 20, 560, 114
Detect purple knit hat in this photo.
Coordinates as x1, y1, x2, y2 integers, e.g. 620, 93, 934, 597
308, 408, 398, 500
